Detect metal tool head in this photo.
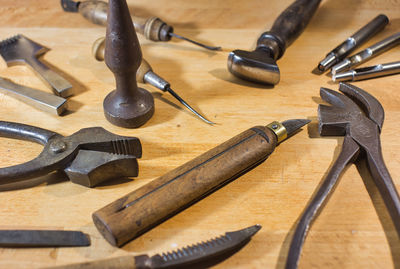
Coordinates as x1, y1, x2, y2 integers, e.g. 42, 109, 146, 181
135, 225, 261, 268
228, 48, 280, 85
318, 83, 384, 136
59, 127, 142, 187
0, 35, 48, 66
0, 122, 142, 188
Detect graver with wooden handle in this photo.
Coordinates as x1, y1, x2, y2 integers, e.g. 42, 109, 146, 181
93, 119, 309, 247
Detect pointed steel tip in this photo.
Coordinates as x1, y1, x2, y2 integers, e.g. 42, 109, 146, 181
169, 32, 222, 51
225, 224, 262, 241
282, 119, 310, 136
166, 86, 216, 125
242, 224, 262, 237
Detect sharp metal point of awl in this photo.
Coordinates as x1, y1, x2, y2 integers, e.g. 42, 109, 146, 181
169, 32, 222, 51
45, 225, 261, 269
165, 86, 216, 125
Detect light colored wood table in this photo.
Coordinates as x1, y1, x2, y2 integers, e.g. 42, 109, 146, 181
0, 0, 399, 268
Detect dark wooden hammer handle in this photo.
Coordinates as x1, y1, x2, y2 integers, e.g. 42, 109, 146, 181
93, 126, 277, 247
257, 0, 321, 59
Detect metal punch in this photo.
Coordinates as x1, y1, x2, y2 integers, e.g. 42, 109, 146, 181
285, 83, 400, 268
331, 32, 400, 75
0, 121, 142, 188
317, 14, 388, 72
333, 60, 400, 82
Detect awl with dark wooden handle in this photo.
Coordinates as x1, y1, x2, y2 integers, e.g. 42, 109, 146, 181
93, 119, 309, 247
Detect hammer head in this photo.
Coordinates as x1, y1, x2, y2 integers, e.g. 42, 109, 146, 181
227, 48, 280, 85
0, 35, 48, 66
318, 83, 384, 136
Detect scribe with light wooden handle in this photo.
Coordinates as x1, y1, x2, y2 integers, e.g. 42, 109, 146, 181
92, 119, 309, 247
61, 0, 221, 51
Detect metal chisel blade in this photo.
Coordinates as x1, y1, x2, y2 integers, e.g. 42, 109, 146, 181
0, 230, 90, 247
140, 225, 261, 268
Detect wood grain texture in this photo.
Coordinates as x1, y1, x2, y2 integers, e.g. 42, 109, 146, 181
0, 0, 399, 268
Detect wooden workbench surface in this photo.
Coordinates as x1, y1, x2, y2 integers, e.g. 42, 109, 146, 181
0, 0, 399, 268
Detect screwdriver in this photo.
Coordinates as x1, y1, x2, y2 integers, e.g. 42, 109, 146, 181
61, 0, 221, 51
92, 119, 310, 246
92, 37, 215, 125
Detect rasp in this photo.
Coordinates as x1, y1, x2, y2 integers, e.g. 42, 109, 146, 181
45, 225, 261, 268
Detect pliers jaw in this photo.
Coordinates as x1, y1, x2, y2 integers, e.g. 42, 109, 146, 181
0, 123, 142, 188
59, 127, 142, 187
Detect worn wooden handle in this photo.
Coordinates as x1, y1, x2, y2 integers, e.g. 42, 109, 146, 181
78, 0, 158, 37
45, 255, 136, 269
257, 0, 321, 59
93, 126, 277, 246
91, 36, 152, 84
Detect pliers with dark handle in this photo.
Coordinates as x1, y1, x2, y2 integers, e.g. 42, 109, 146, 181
0, 121, 141, 187
286, 83, 400, 268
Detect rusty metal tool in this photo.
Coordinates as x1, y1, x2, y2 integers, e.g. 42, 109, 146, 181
45, 225, 260, 269
317, 14, 388, 73
0, 35, 73, 98
331, 32, 400, 75
61, 0, 221, 51
333, 60, 400, 82
0, 121, 142, 188
103, 0, 154, 128
227, 0, 321, 85
285, 83, 400, 269
0, 77, 67, 115
0, 230, 90, 247
92, 37, 215, 125
93, 119, 309, 247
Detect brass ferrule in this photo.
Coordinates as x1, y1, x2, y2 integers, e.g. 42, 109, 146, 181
266, 121, 287, 143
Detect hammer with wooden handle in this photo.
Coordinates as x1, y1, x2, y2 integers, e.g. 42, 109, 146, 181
227, 0, 321, 85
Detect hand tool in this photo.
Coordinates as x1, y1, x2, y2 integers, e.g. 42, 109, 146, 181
0, 77, 67, 115
103, 0, 154, 128
0, 121, 141, 188
317, 14, 388, 73
285, 83, 400, 269
333, 60, 400, 82
93, 119, 309, 247
0, 35, 73, 98
227, 0, 321, 85
60, 0, 221, 51
45, 225, 260, 269
0, 230, 90, 247
92, 37, 215, 125
331, 32, 400, 75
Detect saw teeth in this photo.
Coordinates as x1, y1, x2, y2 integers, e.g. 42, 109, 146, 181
161, 234, 232, 262
0, 34, 21, 49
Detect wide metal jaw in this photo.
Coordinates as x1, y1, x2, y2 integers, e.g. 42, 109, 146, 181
227, 49, 280, 85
